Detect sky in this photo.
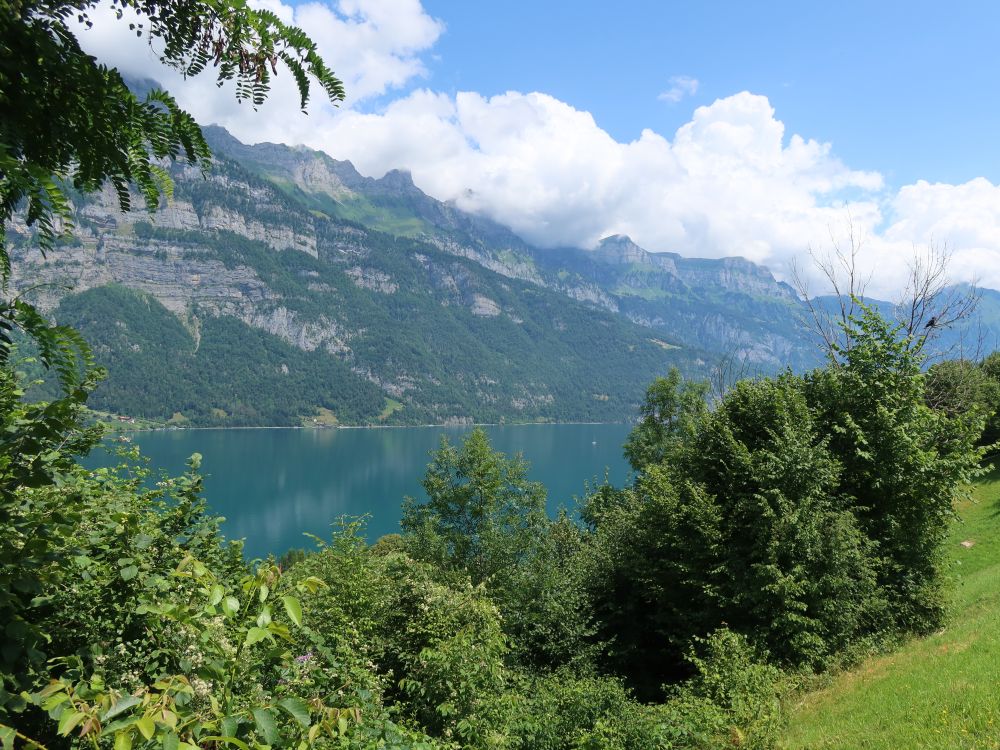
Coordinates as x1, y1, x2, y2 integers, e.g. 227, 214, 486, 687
76, 0, 1000, 297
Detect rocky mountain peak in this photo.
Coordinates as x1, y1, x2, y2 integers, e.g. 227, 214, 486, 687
375, 168, 418, 195
595, 234, 651, 265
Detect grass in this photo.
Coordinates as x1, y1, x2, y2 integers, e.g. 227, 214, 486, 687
333, 198, 430, 237
378, 398, 404, 421
648, 337, 680, 351
780, 467, 1000, 749
303, 407, 339, 427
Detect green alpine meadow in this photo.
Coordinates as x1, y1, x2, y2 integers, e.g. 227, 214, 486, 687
3, 2, 1000, 749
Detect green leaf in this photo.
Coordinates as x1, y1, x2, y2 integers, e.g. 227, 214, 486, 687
137, 716, 156, 740
103, 695, 142, 721
41, 692, 70, 711
36, 682, 65, 698
120, 565, 139, 581
252, 708, 279, 745
115, 730, 133, 750
256, 605, 272, 627
162, 732, 179, 750
104, 717, 140, 734
244, 627, 271, 646
221, 716, 239, 738
209, 584, 225, 607
58, 710, 87, 736
280, 596, 302, 627
278, 697, 310, 729
221, 596, 240, 617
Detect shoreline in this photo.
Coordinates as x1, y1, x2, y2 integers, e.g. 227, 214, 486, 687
107, 420, 629, 434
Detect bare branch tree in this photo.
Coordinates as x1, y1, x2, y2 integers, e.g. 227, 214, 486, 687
791, 216, 872, 356
709, 336, 756, 402
794, 219, 980, 362
895, 242, 981, 356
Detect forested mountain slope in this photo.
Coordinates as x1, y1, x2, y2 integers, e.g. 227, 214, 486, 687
8, 149, 707, 425
8, 126, 1000, 425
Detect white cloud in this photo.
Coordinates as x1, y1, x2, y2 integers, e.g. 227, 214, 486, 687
73, 0, 443, 126
881, 179, 1000, 293
658, 75, 699, 103
315, 90, 904, 290
73, 5, 1000, 299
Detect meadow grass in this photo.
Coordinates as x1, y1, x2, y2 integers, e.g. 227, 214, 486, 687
780, 466, 1000, 749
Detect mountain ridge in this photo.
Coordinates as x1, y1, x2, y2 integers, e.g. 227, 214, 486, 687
7, 125, 998, 426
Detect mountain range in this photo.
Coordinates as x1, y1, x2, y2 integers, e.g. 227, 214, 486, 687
7, 126, 999, 427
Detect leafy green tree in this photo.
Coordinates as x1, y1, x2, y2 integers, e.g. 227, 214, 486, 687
1, 0, 343, 257
581, 472, 723, 692
498, 511, 599, 671
925, 358, 1000, 421
402, 430, 599, 673
0, 353, 105, 712
682, 376, 881, 667
589, 376, 880, 688
623, 368, 709, 472
981, 351, 1000, 451
589, 304, 985, 693
0, 0, 343, 724
806, 305, 987, 633
402, 428, 548, 587
284, 525, 508, 747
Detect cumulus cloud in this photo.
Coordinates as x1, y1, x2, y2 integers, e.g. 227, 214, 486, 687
315, 90, 909, 290
658, 75, 699, 103
73, 4, 1000, 298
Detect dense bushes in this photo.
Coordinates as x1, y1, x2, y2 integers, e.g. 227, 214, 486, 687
583, 305, 987, 696
1, 303, 990, 750
925, 351, 1000, 453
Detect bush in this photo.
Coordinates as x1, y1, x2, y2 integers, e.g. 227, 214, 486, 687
590, 304, 986, 694
285, 528, 509, 747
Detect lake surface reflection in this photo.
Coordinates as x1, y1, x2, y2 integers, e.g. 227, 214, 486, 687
92, 424, 633, 559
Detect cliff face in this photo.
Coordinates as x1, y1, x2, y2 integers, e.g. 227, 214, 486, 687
193, 132, 816, 371
11, 126, 996, 425
7, 144, 711, 426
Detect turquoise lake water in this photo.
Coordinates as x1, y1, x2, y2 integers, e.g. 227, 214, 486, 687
93, 423, 633, 559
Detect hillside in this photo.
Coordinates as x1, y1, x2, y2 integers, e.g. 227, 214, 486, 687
7, 126, 1000, 426
9, 151, 709, 426
200, 126, 820, 373
781, 468, 1000, 749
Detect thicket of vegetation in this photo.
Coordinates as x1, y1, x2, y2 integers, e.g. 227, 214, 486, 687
3, 301, 995, 750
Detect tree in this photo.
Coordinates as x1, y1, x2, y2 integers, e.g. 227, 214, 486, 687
791, 220, 980, 360
0, 0, 342, 719
925, 357, 1000, 420
804, 304, 987, 632
1, 0, 342, 256
623, 367, 709, 472
589, 303, 985, 695
401, 428, 548, 586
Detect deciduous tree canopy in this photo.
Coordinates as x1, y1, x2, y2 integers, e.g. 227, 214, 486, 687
0, 0, 343, 261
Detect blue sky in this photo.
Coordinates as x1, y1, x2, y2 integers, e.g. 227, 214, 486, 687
82, 0, 1000, 295
412, 0, 1000, 186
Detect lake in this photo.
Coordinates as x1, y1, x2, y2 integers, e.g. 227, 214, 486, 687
92, 424, 634, 559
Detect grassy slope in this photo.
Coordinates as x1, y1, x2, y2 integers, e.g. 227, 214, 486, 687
780, 467, 1000, 749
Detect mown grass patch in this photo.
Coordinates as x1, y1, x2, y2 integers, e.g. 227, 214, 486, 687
780, 467, 1000, 749
378, 397, 404, 421
303, 406, 339, 426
